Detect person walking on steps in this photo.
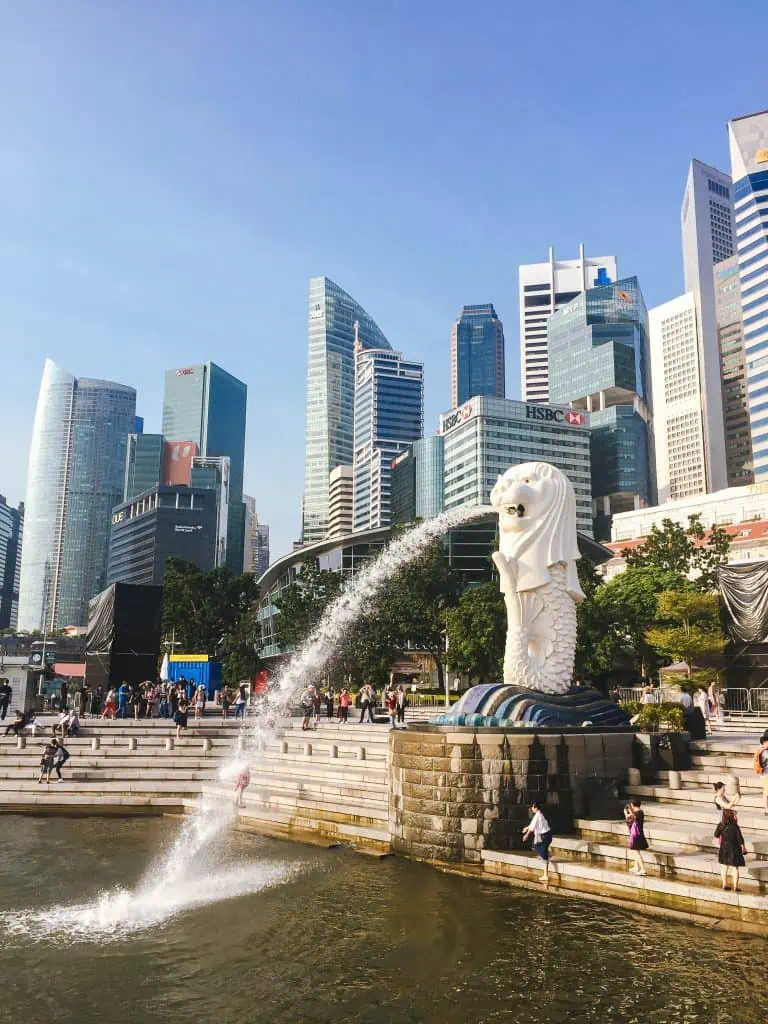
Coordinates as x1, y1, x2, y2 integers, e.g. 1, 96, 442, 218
715, 808, 747, 892
0, 678, 12, 721
385, 688, 398, 729
174, 697, 189, 739
38, 740, 57, 784
624, 800, 648, 874
233, 683, 248, 720
522, 800, 555, 884
52, 739, 70, 783
194, 684, 206, 721
753, 732, 768, 816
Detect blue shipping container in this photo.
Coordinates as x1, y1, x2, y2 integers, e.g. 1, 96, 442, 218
167, 659, 223, 699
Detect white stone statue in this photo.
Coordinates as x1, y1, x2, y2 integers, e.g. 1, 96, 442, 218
490, 462, 584, 695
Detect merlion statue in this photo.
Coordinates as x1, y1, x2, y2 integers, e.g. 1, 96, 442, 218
435, 460, 628, 728
490, 461, 583, 696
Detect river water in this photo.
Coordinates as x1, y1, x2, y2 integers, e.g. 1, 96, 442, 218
0, 816, 763, 1024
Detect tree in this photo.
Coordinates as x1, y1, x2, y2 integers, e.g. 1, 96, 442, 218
622, 515, 731, 591
645, 590, 726, 676
587, 566, 693, 678
445, 582, 506, 683
272, 561, 343, 654
377, 541, 460, 692
574, 558, 608, 679
221, 601, 264, 686
161, 559, 258, 655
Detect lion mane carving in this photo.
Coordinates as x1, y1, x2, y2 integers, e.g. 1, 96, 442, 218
489, 462, 584, 695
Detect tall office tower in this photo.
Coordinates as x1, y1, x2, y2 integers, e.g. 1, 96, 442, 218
242, 495, 270, 575
714, 255, 754, 486
327, 466, 354, 538
548, 277, 654, 539
353, 346, 424, 532
124, 433, 164, 500
18, 359, 136, 630
302, 277, 391, 544
162, 362, 247, 571
450, 304, 505, 408
728, 111, 768, 480
649, 293, 710, 503
390, 436, 445, 525
519, 246, 618, 404
680, 159, 735, 492
0, 497, 23, 629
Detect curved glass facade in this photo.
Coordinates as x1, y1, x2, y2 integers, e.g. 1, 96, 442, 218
18, 359, 136, 630
303, 277, 391, 544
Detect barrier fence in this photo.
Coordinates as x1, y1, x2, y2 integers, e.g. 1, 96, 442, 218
617, 685, 766, 715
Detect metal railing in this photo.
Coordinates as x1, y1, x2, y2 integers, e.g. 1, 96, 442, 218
616, 685, 768, 715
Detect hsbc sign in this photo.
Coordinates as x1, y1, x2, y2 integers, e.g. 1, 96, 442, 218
525, 405, 586, 427
440, 401, 474, 434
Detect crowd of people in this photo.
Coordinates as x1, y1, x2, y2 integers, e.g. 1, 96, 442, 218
298, 683, 409, 730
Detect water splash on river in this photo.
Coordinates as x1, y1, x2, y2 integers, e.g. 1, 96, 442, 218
6, 506, 489, 940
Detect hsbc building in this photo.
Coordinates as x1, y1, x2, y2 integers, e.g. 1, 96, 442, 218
440, 396, 593, 535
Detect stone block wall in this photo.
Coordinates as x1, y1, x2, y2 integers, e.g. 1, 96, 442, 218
389, 727, 634, 864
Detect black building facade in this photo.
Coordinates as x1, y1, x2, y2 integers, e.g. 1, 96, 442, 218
107, 485, 218, 586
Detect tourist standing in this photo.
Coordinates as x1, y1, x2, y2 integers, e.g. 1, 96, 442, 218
359, 684, 375, 724
194, 684, 207, 721
624, 800, 648, 874
117, 681, 130, 719
0, 678, 12, 720
174, 697, 189, 739
694, 687, 712, 735
325, 687, 335, 720
52, 739, 70, 783
338, 688, 351, 724
221, 686, 231, 719
522, 800, 555, 883
59, 680, 68, 711
715, 809, 746, 892
752, 733, 768, 815
234, 683, 248, 720
714, 780, 740, 813
385, 688, 398, 729
300, 686, 314, 730
396, 686, 407, 726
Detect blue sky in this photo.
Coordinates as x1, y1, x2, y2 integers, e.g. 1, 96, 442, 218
1, 1, 767, 559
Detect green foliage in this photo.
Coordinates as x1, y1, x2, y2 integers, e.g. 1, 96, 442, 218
645, 589, 726, 675
162, 559, 258, 656
575, 558, 608, 678
583, 566, 692, 678
376, 541, 460, 691
445, 581, 506, 683
273, 560, 344, 654
221, 602, 263, 686
622, 514, 731, 592
618, 700, 686, 732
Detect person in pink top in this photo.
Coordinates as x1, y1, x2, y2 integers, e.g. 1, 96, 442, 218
338, 688, 351, 724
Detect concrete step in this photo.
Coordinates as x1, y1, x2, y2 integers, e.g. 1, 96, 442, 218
626, 783, 767, 810
245, 777, 388, 811
0, 792, 184, 809
206, 781, 387, 820
0, 779, 205, 794
249, 762, 387, 791
0, 756, 236, 769
552, 835, 768, 894
0, 767, 219, 781
204, 784, 388, 832
657, 769, 766, 791
576, 817, 768, 856
481, 848, 768, 930
624, 792, 768, 835
690, 739, 759, 755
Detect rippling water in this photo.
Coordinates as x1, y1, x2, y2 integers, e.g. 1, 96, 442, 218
0, 816, 764, 1024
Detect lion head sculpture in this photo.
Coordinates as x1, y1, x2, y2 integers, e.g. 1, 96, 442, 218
490, 461, 584, 602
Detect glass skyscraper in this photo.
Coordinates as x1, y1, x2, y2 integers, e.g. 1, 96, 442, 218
450, 304, 505, 408
18, 359, 136, 630
302, 277, 391, 544
123, 433, 165, 501
547, 276, 654, 537
162, 361, 247, 571
353, 348, 424, 532
728, 111, 768, 481
0, 497, 23, 629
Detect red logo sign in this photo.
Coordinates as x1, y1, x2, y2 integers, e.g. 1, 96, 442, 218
565, 411, 585, 426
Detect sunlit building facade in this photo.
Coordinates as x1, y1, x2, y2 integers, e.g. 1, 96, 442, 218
450, 304, 505, 408
18, 359, 136, 630
302, 277, 391, 544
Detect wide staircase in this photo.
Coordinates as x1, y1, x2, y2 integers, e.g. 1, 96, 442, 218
205, 719, 391, 853
482, 725, 768, 931
0, 716, 244, 813
0, 714, 392, 852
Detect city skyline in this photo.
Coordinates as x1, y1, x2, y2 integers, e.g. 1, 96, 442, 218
2, 5, 768, 560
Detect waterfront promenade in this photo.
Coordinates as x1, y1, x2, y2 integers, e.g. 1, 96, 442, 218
3, 713, 768, 932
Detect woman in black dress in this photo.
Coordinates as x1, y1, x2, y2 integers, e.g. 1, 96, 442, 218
714, 808, 746, 892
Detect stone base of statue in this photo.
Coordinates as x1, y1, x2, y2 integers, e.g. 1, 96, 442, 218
434, 683, 630, 729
